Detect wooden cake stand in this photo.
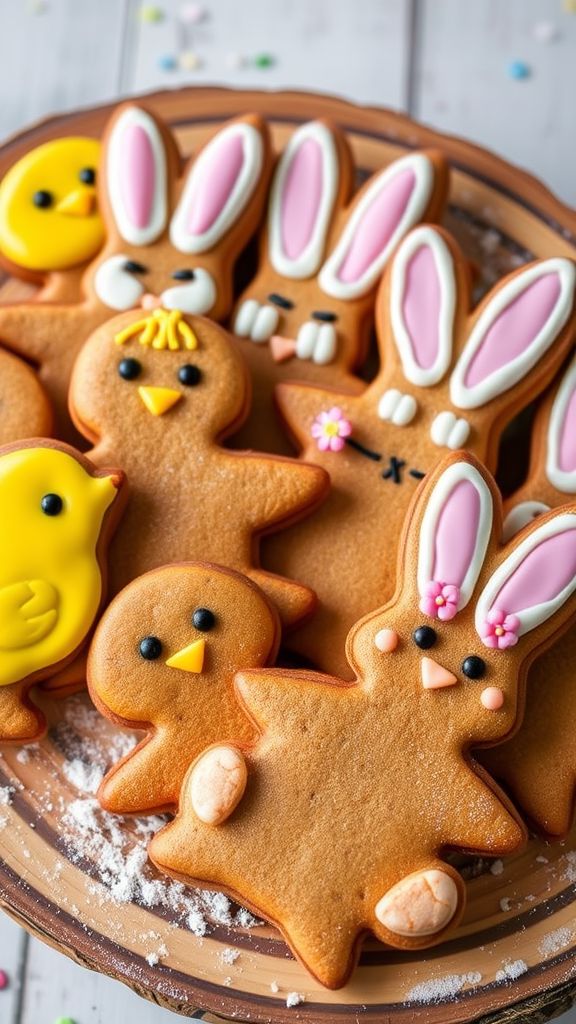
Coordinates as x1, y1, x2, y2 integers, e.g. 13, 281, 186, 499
1, 88, 576, 1024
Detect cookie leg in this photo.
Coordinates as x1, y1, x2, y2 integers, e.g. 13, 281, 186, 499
373, 865, 462, 946
0, 684, 45, 743
248, 569, 317, 629
189, 745, 248, 825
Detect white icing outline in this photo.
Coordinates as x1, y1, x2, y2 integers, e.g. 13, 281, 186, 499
450, 258, 576, 410
475, 512, 576, 638
106, 107, 168, 247
268, 121, 339, 280
160, 269, 217, 315
389, 226, 456, 387
545, 355, 576, 492
318, 152, 434, 301
170, 122, 263, 255
502, 501, 550, 543
93, 254, 146, 310
417, 461, 493, 611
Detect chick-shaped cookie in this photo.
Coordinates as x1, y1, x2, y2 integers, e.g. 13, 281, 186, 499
0, 137, 103, 299
70, 307, 328, 629
263, 225, 576, 676
89, 562, 279, 815
151, 452, 576, 989
0, 440, 125, 742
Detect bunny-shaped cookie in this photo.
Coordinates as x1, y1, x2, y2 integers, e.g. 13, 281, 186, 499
89, 562, 279, 814
260, 225, 576, 677
231, 121, 448, 452
0, 104, 272, 439
69, 307, 328, 630
484, 355, 576, 836
150, 452, 576, 988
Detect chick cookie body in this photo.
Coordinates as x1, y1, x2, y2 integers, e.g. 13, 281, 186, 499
0, 441, 125, 741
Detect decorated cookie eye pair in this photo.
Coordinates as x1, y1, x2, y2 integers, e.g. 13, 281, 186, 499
32, 166, 96, 210
412, 626, 486, 678
139, 606, 216, 661
117, 358, 202, 387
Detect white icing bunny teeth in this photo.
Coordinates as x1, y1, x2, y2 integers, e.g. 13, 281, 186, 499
378, 388, 418, 426
430, 411, 470, 448
295, 321, 337, 364
234, 299, 279, 342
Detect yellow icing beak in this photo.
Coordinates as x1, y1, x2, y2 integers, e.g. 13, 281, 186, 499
166, 638, 205, 673
56, 188, 96, 217
138, 386, 182, 417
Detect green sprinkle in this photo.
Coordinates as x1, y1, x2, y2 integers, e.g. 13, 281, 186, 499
54, 1017, 76, 1024
253, 53, 276, 69
140, 4, 165, 22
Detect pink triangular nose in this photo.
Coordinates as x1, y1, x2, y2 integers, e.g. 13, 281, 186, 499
421, 657, 458, 690
270, 334, 297, 363
141, 292, 162, 310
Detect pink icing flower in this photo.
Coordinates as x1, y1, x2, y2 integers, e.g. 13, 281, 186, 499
311, 407, 353, 452
480, 608, 520, 650
419, 580, 460, 621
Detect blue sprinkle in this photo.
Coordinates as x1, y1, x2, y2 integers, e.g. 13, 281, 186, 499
158, 54, 178, 71
507, 60, 531, 80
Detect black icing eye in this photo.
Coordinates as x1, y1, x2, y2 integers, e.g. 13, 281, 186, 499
33, 190, 53, 209
139, 636, 163, 660
41, 493, 63, 516
178, 364, 201, 387
413, 625, 437, 650
172, 268, 196, 281
312, 310, 338, 323
79, 167, 96, 185
462, 656, 486, 679
118, 357, 142, 381
268, 292, 294, 310
123, 259, 147, 275
192, 607, 216, 631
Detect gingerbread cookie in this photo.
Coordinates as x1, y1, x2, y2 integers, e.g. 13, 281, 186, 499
260, 225, 576, 677
0, 136, 103, 303
69, 307, 329, 630
0, 440, 125, 743
151, 452, 576, 988
0, 347, 52, 446
0, 104, 272, 439
231, 120, 448, 452
484, 354, 576, 836
89, 562, 279, 814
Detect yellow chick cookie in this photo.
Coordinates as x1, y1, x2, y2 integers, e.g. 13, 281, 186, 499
0, 441, 125, 743
0, 137, 104, 275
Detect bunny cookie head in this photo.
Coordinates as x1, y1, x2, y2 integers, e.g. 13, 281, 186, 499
265, 226, 576, 676
151, 453, 576, 989
70, 307, 249, 446
88, 562, 279, 815
89, 104, 272, 323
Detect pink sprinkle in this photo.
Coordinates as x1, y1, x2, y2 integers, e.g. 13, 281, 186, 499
481, 686, 505, 711
0, 970, 8, 991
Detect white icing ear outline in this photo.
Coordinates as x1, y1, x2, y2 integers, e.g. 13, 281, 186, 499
170, 122, 264, 255
545, 356, 576, 492
389, 226, 456, 387
502, 501, 550, 543
268, 121, 340, 280
318, 152, 435, 301
475, 512, 576, 638
106, 107, 168, 246
417, 461, 493, 612
450, 259, 576, 411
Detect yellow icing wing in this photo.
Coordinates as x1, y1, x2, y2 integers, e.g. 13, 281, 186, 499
0, 579, 59, 651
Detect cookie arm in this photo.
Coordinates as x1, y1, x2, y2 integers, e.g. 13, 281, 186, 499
275, 380, 356, 455
98, 731, 179, 815
442, 762, 526, 856
246, 568, 317, 629
233, 453, 329, 531
0, 682, 45, 742
0, 302, 52, 362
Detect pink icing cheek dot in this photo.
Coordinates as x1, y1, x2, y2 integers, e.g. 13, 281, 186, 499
480, 686, 505, 711
374, 628, 399, 653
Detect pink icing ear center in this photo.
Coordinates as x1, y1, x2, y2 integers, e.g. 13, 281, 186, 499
120, 123, 156, 230
464, 273, 562, 387
186, 133, 244, 235
433, 480, 481, 586
492, 529, 576, 613
403, 244, 441, 370
559, 388, 576, 472
281, 138, 324, 260
337, 167, 416, 284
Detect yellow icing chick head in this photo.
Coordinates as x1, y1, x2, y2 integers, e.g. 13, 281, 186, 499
0, 137, 104, 272
0, 442, 124, 688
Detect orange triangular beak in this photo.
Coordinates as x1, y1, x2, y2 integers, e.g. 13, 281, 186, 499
166, 638, 205, 673
56, 188, 96, 217
138, 386, 182, 416
421, 657, 458, 690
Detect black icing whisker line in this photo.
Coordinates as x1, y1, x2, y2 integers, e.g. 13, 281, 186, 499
409, 469, 426, 480
382, 456, 406, 484
345, 437, 383, 462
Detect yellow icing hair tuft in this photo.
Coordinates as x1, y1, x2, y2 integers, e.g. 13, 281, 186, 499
114, 309, 198, 351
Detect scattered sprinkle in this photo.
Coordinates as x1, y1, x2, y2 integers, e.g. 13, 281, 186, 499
158, 54, 178, 71
286, 991, 305, 1008
179, 50, 202, 70
0, 970, 8, 991
563, 0, 576, 12
139, 3, 164, 22
507, 60, 531, 80
500, 897, 512, 912
179, 1, 206, 22
490, 859, 504, 876
253, 53, 276, 69
495, 960, 528, 982
407, 972, 482, 1003
536, 854, 549, 864
270, 980, 280, 993
539, 926, 573, 957
220, 947, 240, 966
532, 20, 560, 42
54, 1018, 77, 1024
0, 786, 14, 807
28, 0, 48, 12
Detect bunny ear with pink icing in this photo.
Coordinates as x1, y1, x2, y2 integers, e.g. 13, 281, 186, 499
267, 121, 342, 280
105, 106, 169, 246
544, 354, 576, 494
417, 460, 493, 621
450, 258, 576, 410
318, 152, 437, 301
170, 120, 264, 255
476, 511, 576, 648
389, 226, 457, 387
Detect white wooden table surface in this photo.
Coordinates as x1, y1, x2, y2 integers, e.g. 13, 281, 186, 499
1, 0, 576, 1021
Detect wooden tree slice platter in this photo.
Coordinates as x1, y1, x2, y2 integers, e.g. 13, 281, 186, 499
1, 88, 576, 1024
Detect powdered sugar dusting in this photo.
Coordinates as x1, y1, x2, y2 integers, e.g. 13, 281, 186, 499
407, 972, 482, 1003
539, 926, 574, 957
495, 960, 528, 982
